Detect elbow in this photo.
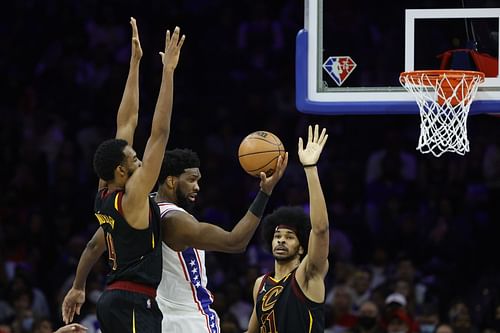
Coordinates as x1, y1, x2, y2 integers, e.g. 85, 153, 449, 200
225, 236, 248, 253
224, 242, 247, 254
152, 126, 170, 138
312, 222, 330, 235
159, 123, 171, 134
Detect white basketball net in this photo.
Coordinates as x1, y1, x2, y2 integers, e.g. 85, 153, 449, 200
400, 70, 484, 157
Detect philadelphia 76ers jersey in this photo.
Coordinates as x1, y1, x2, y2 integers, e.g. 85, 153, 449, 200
156, 202, 220, 333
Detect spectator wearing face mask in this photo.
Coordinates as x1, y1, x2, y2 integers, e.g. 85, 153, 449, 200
414, 303, 440, 333
348, 300, 384, 333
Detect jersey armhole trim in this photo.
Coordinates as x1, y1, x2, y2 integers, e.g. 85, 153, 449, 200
114, 191, 124, 215
292, 272, 324, 305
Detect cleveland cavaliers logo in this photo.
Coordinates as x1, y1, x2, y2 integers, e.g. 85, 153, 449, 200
261, 286, 283, 312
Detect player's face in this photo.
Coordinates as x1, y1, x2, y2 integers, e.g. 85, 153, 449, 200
271, 228, 302, 262
175, 168, 201, 213
122, 145, 142, 177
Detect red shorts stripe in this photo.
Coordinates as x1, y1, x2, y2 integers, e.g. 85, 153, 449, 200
107, 281, 156, 298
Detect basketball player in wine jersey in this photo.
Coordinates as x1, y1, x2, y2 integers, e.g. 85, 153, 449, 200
62, 18, 185, 333
246, 124, 329, 333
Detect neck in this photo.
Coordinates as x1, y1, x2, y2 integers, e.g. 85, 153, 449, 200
107, 183, 124, 192
273, 258, 300, 280
155, 188, 174, 203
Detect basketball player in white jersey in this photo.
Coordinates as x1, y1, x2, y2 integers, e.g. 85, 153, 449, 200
154, 148, 287, 333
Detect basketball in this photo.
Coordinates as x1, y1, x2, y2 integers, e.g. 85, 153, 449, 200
238, 131, 286, 177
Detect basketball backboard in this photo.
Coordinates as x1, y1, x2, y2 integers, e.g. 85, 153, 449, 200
296, 0, 500, 114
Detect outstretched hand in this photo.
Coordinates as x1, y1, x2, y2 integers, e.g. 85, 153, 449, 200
159, 26, 186, 71
298, 124, 328, 166
62, 288, 85, 324
130, 17, 143, 63
259, 152, 288, 195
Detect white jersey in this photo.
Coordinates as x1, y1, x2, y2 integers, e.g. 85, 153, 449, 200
156, 202, 220, 333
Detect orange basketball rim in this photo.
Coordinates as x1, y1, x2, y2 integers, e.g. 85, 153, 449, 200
400, 70, 485, 106
399, 70, 485, 157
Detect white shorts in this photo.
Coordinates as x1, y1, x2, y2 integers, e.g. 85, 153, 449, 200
157, 297, 220, 333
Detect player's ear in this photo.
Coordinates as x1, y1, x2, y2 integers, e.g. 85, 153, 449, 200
167, 176, 176, 189
298, 245, 304, 256
116, 165, 126, 177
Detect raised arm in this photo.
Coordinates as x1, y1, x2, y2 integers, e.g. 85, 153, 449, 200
296, 124, 329, 302
98, 17, 142, 190
115, 17, 142, 145
123, 27, 185, 226
62, 228, 106, 324
163, 153, 288, 252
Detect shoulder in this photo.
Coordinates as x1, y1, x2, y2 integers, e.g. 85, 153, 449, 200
252, 274, 267, 299
95, 188, 108, 200
161, 209, 199, 237
161, 207, 192, 223
254, 274, 269, 292
255, 274, 265, 286
157, 202, 187, 216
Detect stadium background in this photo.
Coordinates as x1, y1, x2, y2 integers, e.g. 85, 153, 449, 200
1, 1, 499, 332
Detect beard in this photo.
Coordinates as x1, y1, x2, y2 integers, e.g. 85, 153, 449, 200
273, 249, 299, 263
175, 187, 195, 213
275, 255, 296, 263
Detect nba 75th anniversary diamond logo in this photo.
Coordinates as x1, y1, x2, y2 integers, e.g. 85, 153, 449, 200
322, 56, 357, 86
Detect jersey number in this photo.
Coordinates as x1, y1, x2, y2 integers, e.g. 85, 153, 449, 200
106, 233, 117, 270
260, 310, 277, 333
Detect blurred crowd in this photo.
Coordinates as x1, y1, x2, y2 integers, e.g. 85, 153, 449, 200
1, 1, 500, 333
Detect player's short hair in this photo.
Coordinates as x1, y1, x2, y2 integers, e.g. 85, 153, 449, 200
93, 139, 128, 181
158, 148, 200, 185
261, 206, 311, 257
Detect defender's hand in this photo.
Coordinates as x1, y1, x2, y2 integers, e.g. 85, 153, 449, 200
298, 124, 328, 166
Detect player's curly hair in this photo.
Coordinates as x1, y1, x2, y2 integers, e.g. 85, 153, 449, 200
93, 138, 128, 181
261, 206, 311, 258
157, 148, 200, 185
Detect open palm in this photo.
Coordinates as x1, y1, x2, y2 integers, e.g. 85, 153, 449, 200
298, 124, 328, 166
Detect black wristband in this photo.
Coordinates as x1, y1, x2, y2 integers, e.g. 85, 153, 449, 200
249, 190, 270, 218
303, 164, 317, 168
